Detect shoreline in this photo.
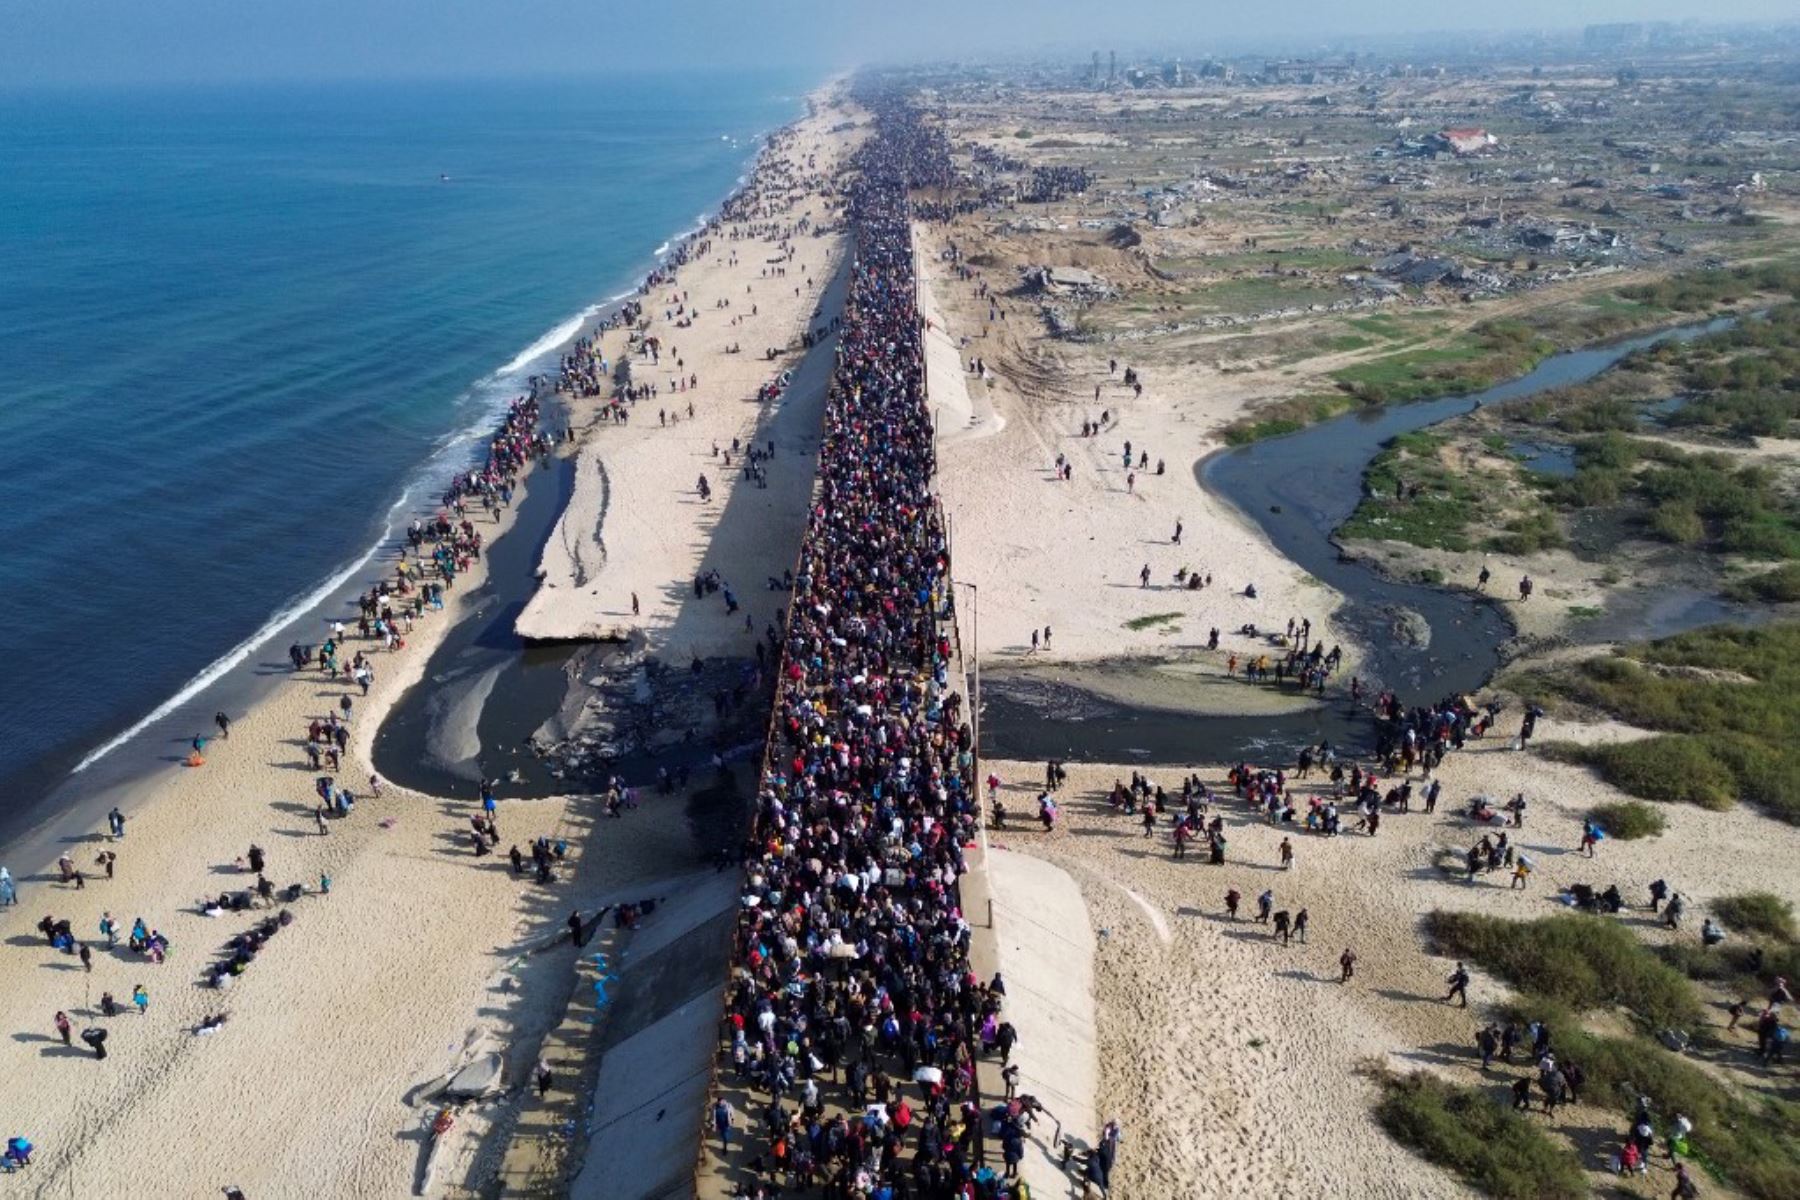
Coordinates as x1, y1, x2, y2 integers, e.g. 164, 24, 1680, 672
0, 98, 814, 879
0, 82, 859, 1200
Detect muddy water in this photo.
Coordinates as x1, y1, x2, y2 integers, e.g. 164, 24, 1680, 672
981, 316, 1739, 765
373, 455, 581, 798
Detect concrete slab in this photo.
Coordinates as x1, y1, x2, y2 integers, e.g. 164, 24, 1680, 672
985, 847, 1099, 1196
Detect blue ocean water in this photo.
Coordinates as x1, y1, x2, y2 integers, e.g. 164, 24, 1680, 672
0, 71, 809, 833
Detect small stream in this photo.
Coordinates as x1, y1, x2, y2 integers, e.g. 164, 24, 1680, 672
981, 316, 1739, 765
372, 455, 581, 798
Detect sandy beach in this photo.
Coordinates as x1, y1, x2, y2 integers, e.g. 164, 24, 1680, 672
0, 82, 864, 1199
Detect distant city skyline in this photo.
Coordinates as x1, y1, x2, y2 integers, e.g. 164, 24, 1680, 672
3, 1, 1797, 87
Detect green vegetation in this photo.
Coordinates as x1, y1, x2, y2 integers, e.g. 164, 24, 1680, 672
1348, 313, 1411, 338
1220, 392, 1359, 445
1726, 563, 1800, 603
1577, 736, 1738, 810
1659, 929, 1800, 1014
1524, 632, 1796, 814
1373, 1071, 1587, 1200
1567, 605, 1604, 620
1588, 799, 1666, 840
1518, 623, 1800, 823
1425, 910, 1701, 1029
1487, 509, 1565, 556
1654, 304, 1800, 438
1332, 334, 1510, 406
1549, 435, 1800, 559
1340, 432, 1479, 550
1505, 301, 1800, 444
1712, 892, 1797, 942
1123, 612, 1182, 631
1221, 270, 1799, 444
1338, 431, 1563, 555
1620, 260, 1800, 312
1425, 874, 1800, 1194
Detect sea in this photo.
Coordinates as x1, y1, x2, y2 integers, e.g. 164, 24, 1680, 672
0, 70, 812, 849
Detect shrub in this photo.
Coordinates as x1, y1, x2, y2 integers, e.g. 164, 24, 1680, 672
1589, 800, 1666, 840
1485, 510, 1565, 555
1712, 892, 1797, 942
1580, 737, 1737, 811
1555, 467, 1623, 508
1722, 512, 1800, 560
1726, 563, 1800, 603
1522, 622, 1800, 824
1425, 911, 1701, 1029
1373, 1071, 1587, 1200
1651, 501, 1706, 545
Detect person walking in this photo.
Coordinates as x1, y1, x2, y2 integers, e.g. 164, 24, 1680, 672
107, 807, 126, 840
215, 711, 232, 740
534, 1059, 553, 1098
53, 1010, 71, 1046
1477, 1024, 1499, 1069
1293, 908, 1309, 944
0, 866, 15, 907
1256, 889, 1273, 923
1279, 837, 1294, 870
713, 1097, 735, 1151
1510, 856, 1533, 890
1339, 947, 1357, 984
1443, 962, 1471, 1007
131, 985, 149, 1016
1224, 888, 1241, 920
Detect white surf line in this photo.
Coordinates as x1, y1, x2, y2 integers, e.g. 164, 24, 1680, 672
71, 538, 385, 775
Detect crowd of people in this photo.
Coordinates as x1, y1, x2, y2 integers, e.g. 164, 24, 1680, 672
705, 92, 1030, 1200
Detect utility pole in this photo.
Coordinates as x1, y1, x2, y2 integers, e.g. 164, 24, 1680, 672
955, 579, 980, 762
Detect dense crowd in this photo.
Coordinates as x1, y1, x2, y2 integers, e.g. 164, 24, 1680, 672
706, 92, 1025, 1200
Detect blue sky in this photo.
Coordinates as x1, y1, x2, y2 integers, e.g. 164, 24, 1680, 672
2, 1, 1792, 86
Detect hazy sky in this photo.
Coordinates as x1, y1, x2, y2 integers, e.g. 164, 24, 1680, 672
2, 1, 1792, 86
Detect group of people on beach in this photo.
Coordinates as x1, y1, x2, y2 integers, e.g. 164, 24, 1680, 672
0, 344, 557, 1181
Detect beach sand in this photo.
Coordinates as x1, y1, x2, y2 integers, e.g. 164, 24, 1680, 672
0, 84, 863, 1200
976, 731, 1800, 1197
918, 241, 1364, 714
